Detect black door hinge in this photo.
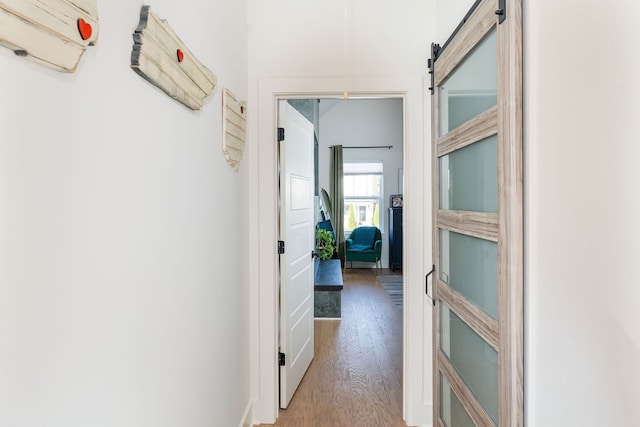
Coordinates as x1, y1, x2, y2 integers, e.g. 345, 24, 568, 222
279, 352, 286, 366
278, 240, 285, 254
496, 0, 506, 24
277, 127, 285, 141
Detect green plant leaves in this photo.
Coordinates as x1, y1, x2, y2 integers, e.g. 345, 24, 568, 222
315, 228, 335, 260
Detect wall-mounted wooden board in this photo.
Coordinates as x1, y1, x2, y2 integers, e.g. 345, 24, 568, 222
131, 6, 217, 111
222, 89, 246, 170
0, 0, 99, 72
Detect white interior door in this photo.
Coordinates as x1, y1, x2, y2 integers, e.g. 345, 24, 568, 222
278, 100, 315, 409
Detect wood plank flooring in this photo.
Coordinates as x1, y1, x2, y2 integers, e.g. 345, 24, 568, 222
259, 268, 406, 427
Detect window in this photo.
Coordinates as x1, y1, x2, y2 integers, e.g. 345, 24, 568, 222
343, 162, 383, 232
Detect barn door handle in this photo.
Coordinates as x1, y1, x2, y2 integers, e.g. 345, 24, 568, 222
425, 264, 436, 306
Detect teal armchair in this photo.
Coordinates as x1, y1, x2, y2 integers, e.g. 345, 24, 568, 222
345, 226, 382, 269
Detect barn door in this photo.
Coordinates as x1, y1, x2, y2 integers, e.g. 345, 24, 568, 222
430, 1, 523, 426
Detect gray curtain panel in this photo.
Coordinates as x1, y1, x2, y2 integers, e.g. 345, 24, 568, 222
329, 145, 345, 264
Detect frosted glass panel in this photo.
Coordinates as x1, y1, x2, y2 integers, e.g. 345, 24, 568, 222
440, 135, 497, 213
441, 304, 498, 424
439, 29, 497, 135
440, 229, 498, 319
440, 374, 475, 427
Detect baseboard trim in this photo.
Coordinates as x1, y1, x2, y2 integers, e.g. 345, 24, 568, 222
238, 400, 254, 427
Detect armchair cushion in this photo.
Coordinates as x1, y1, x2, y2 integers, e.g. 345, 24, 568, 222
345, 226, 382, 265
351, 226, 377, 248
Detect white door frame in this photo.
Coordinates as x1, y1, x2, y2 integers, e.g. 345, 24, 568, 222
250, 76, 433, 426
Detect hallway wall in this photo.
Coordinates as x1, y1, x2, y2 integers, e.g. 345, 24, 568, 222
0, 1, 251, 426
524, 1, 640, 425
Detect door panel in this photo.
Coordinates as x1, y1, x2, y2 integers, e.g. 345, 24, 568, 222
279, 101, 315, 409
431, 1, 523, 426
439, 134, 498, 213
441, 373, 476, 427
439, 28, 497, 136
440, 229, 498, 319
441, 304, 499, 424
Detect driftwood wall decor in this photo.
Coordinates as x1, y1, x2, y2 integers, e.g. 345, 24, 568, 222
131, 6, 217, 111
0, 0, 99, 72
222, 89, 246, 170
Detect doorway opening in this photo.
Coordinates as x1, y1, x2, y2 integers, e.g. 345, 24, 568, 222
253, 77, 430, 426
278, 96, 405, 416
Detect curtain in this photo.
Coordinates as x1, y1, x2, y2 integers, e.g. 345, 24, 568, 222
329, 145, 345, 264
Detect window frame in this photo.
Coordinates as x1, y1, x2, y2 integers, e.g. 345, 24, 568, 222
343, 162, 384, 233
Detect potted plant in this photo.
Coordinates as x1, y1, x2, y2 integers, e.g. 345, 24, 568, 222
315, 228, 335, 260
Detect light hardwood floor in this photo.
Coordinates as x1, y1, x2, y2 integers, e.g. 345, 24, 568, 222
259, 268, 406, 427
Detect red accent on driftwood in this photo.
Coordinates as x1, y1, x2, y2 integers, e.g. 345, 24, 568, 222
77, 18, 92, 40
177, 49, 184, 63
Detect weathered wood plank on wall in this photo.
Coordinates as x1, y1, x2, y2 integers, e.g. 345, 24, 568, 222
0, 0, 99, 72
130, 6, 217, 111
222, 88, 246, 169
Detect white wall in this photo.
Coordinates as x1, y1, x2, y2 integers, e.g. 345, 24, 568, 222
436, 1, 640, 426
247, 0, 436, 425
525, 1, 640, 425
0, 2, 251, 426
318, 99, 404, 269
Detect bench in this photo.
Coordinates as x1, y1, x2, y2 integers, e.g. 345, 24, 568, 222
314, 259, 343, 318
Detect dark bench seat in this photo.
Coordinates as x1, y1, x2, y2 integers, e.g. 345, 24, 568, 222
314, 259, 343, 318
